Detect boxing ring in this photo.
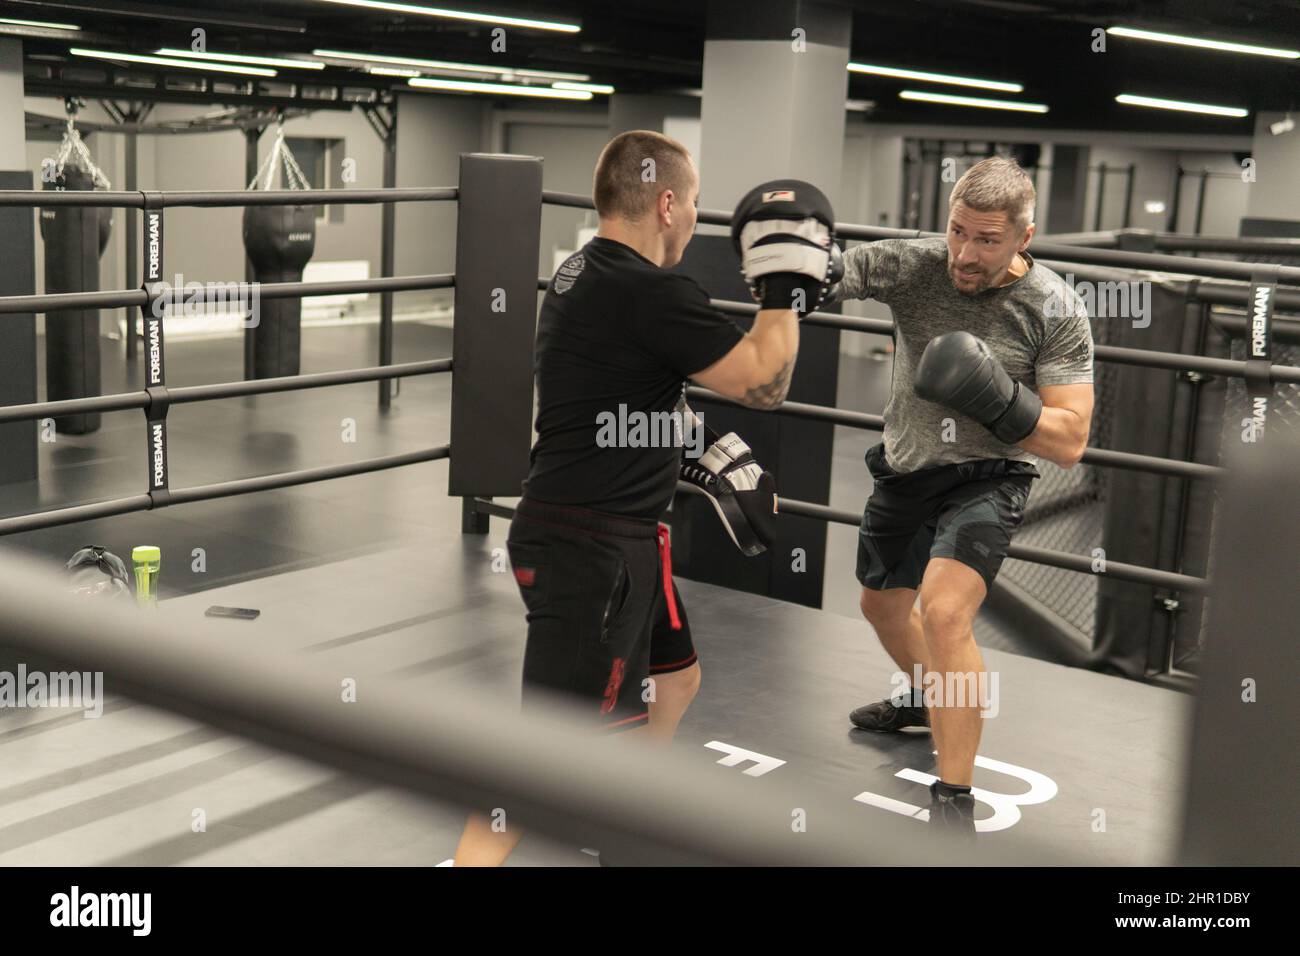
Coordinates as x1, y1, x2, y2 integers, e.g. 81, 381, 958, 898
0, 156, 1296, 866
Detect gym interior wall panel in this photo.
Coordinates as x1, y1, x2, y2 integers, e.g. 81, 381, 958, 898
1079, 146, 1175, 232
392, 93, 486, 285
1046, 144, 1088, 234
1175, 151, 1253, 237
608, 95, 700, 139
504, 121, 609, 279
866, 122, 1250, 155
276, 108, 387, 279
1246, 112, 1300, 222
1035, 142, 1054, 230
663, 116, 701, 166
148, 104, 247, 291
866, 133, 904, 229
837, 129, 897, 359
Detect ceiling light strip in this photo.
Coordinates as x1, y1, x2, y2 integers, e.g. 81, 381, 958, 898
314, 0, 579, 33
155, 48, 324, 70
313, 48, 587, 82
849, 62, 1023, 93
408, 77, 592, 99
898, 90, 1048, 113
1115, 94, 1248, 118
70, 48, 278, 77
1106, 26, 1298, 60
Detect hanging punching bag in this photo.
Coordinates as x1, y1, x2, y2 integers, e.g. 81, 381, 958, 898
39, 164, 110, 435
242, 204, 316, 379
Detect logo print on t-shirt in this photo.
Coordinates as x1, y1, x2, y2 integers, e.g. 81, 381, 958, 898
554, 253, 585, 294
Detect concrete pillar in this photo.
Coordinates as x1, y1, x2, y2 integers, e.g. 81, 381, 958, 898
0, 39, 24, 168
699, 0, 850, 210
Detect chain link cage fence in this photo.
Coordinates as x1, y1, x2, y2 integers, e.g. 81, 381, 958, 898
1191, 248, 1300, 669
1003, 243, 1298, 665
998, 313, 1119, 640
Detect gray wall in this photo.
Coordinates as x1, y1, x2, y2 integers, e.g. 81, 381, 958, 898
1081, 145, 1177, 232
1245, 112, 1300, 223
392, 92, 486, 285
699, 39, 848, 211
842, 125, 904, 229
1173, 151, 1252, 236
502, 117, 608, 277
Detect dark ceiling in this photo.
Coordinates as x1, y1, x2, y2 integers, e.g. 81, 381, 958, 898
4, 0, 1297, 134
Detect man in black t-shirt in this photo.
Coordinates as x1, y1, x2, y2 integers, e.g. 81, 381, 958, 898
453, 130, 836, 865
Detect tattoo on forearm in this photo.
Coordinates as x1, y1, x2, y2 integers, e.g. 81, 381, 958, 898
741, 357, 795, 410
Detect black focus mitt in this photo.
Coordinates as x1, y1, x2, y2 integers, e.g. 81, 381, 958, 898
679, 414, 778, 557
731, 179, 836, 317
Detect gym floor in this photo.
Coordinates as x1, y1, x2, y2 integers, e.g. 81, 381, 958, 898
0, 318, 1182, 865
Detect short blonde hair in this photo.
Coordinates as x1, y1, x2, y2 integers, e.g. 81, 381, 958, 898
593, 130, 694, 221
949, 156, 1035, 233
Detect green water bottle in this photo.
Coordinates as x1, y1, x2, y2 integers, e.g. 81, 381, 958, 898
132, 545, 161, 608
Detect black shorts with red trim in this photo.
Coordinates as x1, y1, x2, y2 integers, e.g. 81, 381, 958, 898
506, 497, 696, 732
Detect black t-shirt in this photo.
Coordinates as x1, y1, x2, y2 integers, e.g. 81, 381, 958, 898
523, 237, 745, 519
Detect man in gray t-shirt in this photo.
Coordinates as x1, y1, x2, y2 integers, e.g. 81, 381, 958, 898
830, 157, 1095, 836
835, 235, 1094, 473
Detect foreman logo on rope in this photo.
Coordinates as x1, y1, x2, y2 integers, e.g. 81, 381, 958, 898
1251, 285, 1271, 359
147, 212, 161, 281
148, 319, 162, 383
152, 422, 166, 487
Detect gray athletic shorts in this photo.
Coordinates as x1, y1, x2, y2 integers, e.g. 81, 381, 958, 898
856, 442, 1038, 592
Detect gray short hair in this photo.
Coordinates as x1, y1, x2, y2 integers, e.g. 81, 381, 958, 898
949, 156, 1036, 233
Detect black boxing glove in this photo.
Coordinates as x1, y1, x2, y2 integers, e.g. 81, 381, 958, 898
914, 331, 1042, 445
731, 179, 836, 317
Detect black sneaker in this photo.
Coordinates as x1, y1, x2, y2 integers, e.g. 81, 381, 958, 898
848, 695, 929, 732
928, 781, 976, 838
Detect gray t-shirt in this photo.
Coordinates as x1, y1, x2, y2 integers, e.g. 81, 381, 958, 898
831, 237, 1094, 473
